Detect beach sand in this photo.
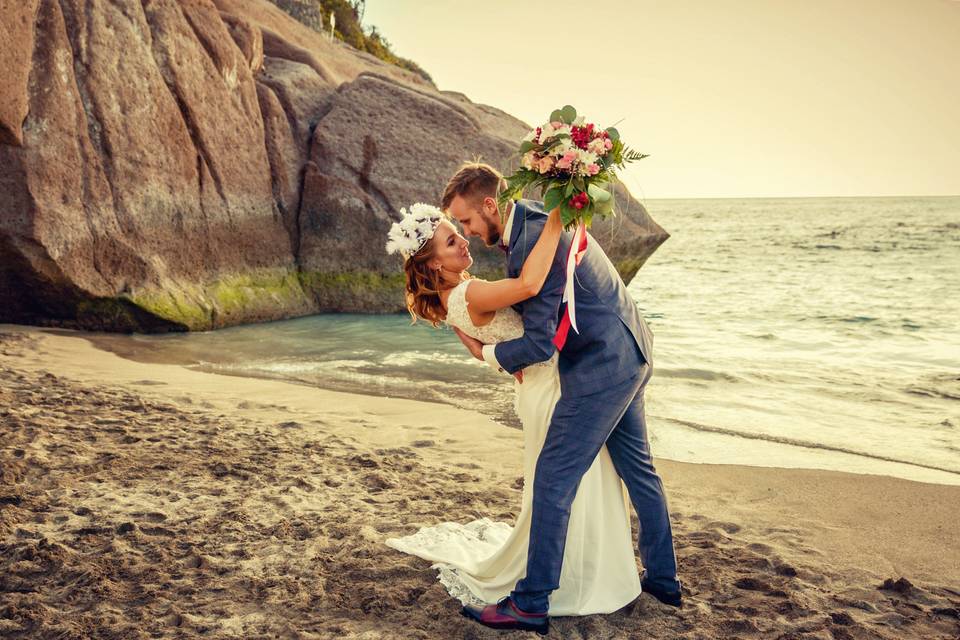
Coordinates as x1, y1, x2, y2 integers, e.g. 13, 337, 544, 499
1, 325, 958, 639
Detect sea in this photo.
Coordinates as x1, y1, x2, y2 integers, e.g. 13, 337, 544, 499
84, 196, 960, 486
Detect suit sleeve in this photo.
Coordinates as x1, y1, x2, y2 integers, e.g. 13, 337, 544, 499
492, 228, 570, 373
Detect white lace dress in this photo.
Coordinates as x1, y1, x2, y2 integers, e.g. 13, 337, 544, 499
385, 279, 642, 615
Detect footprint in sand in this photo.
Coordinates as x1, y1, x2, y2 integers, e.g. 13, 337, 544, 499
706, 520, 742, 534
132, 512, 167, 523
183, 554, 206, 569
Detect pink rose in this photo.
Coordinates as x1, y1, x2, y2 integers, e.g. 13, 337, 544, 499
588, 138, 606, 154
555, 150, 578, 170
587, 163, 600, 176
604, 139, 613, 150
537, 156, 555, 174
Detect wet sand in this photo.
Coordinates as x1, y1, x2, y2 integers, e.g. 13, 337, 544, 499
1, 325, 958, 639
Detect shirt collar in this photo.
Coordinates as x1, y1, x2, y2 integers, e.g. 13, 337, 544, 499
500, 200, 516, 249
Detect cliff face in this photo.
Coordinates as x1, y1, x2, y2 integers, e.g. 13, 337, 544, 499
0, 0, 668, 332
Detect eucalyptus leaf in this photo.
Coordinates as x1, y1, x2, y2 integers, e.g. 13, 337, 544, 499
606, 127, 620, 141
549, 109, 563, 123
560, 105, 577, 124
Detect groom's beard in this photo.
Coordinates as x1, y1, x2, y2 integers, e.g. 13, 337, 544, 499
483, 218, 501, 247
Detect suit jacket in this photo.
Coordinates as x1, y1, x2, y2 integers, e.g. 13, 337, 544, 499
493, 199, 654, 397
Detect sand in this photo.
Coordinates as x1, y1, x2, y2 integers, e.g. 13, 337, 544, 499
1, 324, 958, 639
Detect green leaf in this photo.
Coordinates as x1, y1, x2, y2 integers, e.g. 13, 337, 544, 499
519, 141, 535, 153
549, 109, 563, 123
560, 105, 577, 124
559, 201, 577, 229
605, 127, 620, 141
594, 195, 614, 217
582, 207, 594, 229
564, 180, 575, 197
543, 185, 565, 213
587, 183, 611, 203
541, 139, 562, 154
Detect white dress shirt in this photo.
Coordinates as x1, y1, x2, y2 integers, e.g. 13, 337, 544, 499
481, 201, 515, 375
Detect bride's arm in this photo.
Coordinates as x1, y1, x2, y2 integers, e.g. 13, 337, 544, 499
464, 206, 563, 314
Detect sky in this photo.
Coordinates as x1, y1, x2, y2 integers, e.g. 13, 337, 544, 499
363, 0, 960, 199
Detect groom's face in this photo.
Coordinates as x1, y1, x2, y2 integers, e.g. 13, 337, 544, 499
447, 194, 501, 247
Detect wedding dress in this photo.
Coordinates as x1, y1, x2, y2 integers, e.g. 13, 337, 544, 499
385, 279, 641, 615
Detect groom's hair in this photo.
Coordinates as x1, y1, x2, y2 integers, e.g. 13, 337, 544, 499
441, 162, 505, 211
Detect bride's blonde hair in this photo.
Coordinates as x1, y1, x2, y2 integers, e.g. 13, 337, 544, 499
403, 235, 470, 328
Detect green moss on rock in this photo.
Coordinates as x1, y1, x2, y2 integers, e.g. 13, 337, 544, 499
298, 269, 406, 312
125, 267, 312, 330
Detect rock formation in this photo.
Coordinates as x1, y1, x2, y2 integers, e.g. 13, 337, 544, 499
0, 0, 668, 332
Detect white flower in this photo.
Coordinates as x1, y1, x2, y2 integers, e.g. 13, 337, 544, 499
537, 123, 555, 144
573, 115, 586, 126
553, 137, 575, 157
538, 122, 571, 145
521, 150, 537, 170
385, 203, 445, 258
576, 149, 598, 166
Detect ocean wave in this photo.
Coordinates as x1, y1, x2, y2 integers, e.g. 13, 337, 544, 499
905, 374, 960, 401
655, 367, 741, 383
381, 351, 482, 368
654, 415, 960, 477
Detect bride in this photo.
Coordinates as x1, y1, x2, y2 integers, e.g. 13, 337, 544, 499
383, 202, 641, 616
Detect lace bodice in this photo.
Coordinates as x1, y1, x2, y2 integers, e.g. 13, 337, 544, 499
445, 280, 525, 344
445, 279, 557, 369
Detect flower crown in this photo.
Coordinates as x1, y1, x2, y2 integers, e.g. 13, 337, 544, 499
385, 203, 445, 259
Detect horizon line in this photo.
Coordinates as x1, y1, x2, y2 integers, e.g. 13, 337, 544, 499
637, 194, 960, 201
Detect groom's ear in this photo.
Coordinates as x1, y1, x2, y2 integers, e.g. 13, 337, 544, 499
482, 196, 499, 219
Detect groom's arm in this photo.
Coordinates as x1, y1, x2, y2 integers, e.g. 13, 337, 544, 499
454, 327, 524, 383
483, 229, 569, 374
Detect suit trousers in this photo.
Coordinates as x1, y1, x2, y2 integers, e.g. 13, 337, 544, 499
511, 360, 680, 613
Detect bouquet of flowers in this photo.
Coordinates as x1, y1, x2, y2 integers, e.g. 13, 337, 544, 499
498, 105, 648, 230
498, 106, 649, 350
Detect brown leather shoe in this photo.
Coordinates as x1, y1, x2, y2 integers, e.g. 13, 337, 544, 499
461, 597, 550, 635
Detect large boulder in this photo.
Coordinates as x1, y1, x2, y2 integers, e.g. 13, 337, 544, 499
0, 0, 668, 332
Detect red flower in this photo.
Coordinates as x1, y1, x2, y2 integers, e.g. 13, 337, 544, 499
570, 124, 596, 150
569, 192, 590, 210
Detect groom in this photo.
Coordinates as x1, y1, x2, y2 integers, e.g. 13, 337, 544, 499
442, 162, 681, 633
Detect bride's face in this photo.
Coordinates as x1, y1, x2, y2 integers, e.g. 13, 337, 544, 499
429, 221, 473, 273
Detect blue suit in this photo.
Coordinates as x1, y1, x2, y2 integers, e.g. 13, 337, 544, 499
494, 199, 679, 613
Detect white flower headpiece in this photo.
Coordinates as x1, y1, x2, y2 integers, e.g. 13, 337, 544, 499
385, 203, 445, 260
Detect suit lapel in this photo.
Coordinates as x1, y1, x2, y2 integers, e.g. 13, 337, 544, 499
506, 200, 525, 277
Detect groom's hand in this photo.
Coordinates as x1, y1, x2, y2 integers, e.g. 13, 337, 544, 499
453, 327, 485, 361
453, 327, 523, 384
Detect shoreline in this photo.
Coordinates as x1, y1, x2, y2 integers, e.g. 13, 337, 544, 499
73, 324, 960, 487
2, 324, 959, 639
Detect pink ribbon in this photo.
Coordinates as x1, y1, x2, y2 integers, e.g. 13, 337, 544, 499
553, 221, 588, 351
